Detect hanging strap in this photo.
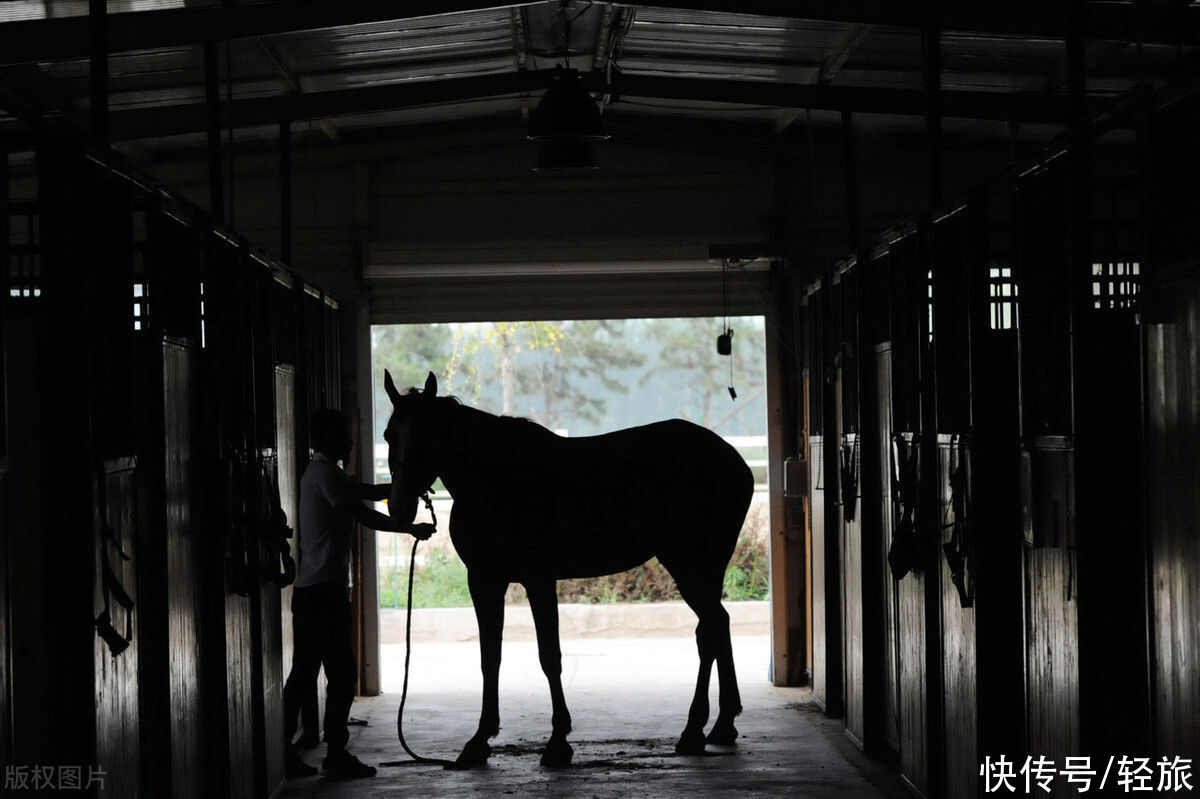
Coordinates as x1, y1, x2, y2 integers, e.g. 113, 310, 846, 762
941, 437, 972, 607
94, 465, 135, 656
887, 434, 922, 580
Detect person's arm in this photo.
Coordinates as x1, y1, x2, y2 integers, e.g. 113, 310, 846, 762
340, 500, 435, 539
348, 482, 390, 503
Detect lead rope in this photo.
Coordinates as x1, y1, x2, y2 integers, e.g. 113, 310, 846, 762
383, 491, 457, 769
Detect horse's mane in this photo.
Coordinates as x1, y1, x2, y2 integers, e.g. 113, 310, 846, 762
401, 387, 554, 440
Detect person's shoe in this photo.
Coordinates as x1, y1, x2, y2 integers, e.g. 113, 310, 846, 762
322, 749, 376, 779
285, 752, 318, 778
296, 732, 321, 749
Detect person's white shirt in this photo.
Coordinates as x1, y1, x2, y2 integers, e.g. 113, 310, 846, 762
295, 452, 353, 588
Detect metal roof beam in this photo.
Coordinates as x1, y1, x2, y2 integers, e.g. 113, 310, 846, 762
93, 68, 1083, 141
0, 1, 1195, 67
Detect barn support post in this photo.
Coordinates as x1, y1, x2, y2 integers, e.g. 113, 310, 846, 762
356, 296, 382, 695
918, 220, 945, 799
0, 142, 11, 779
89, 0, 107, 144
855, 249, 886, 755
1068, 0, 1152, 764
34, 142, 99, 782
765, 262, 799, 685
842, 112, 859, 252
966, 186, 1026, 769
924, 24, 943, 206
280, 120, 292, 266
819, 269, 844, 717
204, 42, 223, 223
770, 136, 810, 688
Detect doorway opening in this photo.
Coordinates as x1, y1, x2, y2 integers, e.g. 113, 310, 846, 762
368, 316, 771, 693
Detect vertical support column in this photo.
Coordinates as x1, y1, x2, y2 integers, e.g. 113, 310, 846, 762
820, 269, 844, 717
765, 263, 793, 685
0, 143, 10, 779
770, 136, 809, 687
919, 220, 945, 799
205, 42, 224, 223
89, 0, 107, 144
842, 111, 859, 252
924, 24, 942, 206
280, 121, 292, 266
1069, 0, 1152, 763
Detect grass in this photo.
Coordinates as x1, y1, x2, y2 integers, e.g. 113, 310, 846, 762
379, 548, 473, 609
378, 501, 771, 608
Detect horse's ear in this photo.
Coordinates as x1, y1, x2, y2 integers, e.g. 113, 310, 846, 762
424, 371, 438, 398
384, 369, 402, 406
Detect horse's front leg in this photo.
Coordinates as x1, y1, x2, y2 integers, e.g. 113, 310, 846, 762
525, 578, 573, 768
452, 569, 508, 769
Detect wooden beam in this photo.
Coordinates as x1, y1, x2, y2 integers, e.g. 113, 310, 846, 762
0, 1, 1195, 68
98, 68, 1081, 141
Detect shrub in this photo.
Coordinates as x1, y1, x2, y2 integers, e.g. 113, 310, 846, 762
380, 498, 770, 607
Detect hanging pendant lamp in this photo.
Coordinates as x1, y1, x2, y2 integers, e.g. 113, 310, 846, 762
528, 67, 610, 143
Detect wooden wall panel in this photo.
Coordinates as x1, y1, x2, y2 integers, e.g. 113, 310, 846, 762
163, 340, 203, 799
94, 462, 141, 799
1145, 271, 1200, 768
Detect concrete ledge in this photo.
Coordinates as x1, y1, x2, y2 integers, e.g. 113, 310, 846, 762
380, 600, 768, 644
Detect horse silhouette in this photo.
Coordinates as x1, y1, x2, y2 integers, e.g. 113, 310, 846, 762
383, 370, 754, 768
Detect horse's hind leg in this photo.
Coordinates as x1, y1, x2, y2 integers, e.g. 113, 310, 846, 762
452, 570, 507, 769
525, 579, 573, 768
665, 567, 741, 754
705, 601, 742, 746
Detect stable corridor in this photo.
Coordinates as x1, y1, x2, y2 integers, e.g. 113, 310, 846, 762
279, 636, 907, 798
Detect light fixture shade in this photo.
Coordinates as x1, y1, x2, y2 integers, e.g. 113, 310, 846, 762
528, 67, 609, 142
533, 140, 599, 172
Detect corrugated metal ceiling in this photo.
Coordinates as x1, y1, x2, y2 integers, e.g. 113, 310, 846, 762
0, 1, 1192, 140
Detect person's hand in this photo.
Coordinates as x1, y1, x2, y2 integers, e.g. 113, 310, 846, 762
410, 522, 436, 541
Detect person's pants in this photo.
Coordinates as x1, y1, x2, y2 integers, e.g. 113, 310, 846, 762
282, 582, 356, 752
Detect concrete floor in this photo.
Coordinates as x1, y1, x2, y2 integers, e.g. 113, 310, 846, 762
279, 635, 908, 798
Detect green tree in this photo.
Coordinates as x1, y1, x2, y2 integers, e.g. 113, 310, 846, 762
372, 324, 454, 434
444, 321, 564, 414
644, 317, 765, 428
514, 319, 647, 431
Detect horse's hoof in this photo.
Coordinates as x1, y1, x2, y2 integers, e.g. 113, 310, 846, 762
540, 739, 574, 769
449, 740, 492, 769
674, 729, 707, 755
706, 722, 739, 746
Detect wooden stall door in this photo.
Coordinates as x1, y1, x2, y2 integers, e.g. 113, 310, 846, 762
810, 433, 829, 709
1145, 270, 1200, 769
875, 344, 900, 755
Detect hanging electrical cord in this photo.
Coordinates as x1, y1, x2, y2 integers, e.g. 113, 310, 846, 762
557, 1, 594, 69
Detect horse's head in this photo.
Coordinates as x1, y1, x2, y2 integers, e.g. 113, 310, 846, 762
382, 369, 442, 525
